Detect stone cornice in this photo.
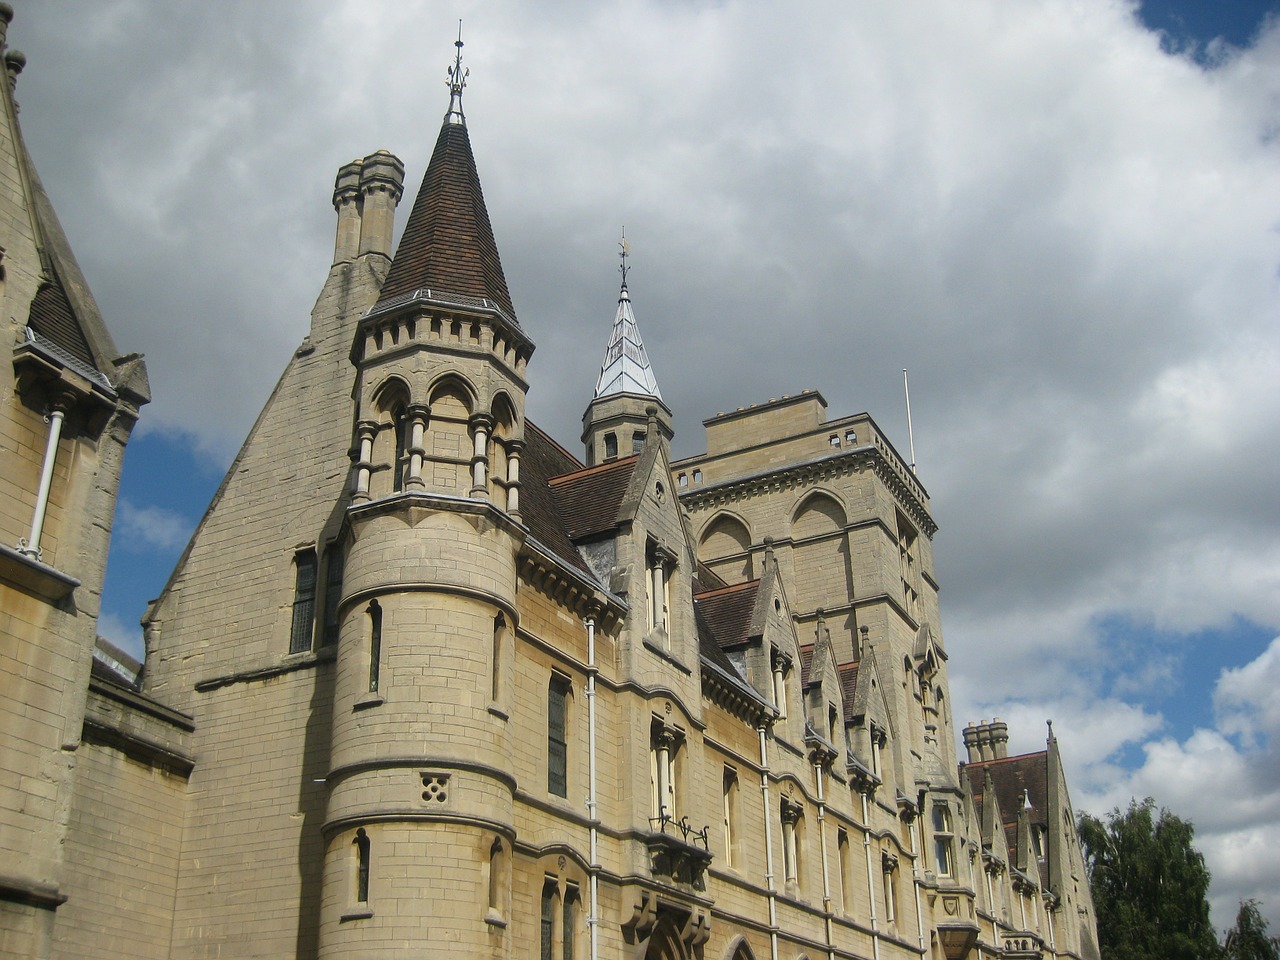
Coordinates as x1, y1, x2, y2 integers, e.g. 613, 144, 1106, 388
518, 535, 625, 628
679, 446, 938, 539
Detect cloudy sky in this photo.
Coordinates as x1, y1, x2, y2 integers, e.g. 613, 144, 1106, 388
11, 0, 1280, 932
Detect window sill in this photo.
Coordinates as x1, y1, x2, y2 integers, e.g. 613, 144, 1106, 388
484, 910, 507, 928
340, 908, 373, 922
642, 637, 691, 675
487, 704, 509, 721
355, 693, 385, 711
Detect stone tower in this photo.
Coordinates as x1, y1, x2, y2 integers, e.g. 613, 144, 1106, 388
318, 41, 535, 957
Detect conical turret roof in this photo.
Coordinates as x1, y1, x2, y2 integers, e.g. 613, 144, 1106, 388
593, 283, 661, 400
377, 68, 515, 320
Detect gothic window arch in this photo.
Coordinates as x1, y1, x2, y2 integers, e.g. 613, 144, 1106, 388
489, 392, 519, 509
698, 512, 753, 581
643, 915, 690, 960
486, 836, 509, 923
371, 377, 411, 496
352, 827, 371, 907
426, 375, 476, 493
790, 491, 852, 614
548, 673, 573, 799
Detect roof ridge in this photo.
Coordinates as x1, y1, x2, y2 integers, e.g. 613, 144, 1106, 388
966, 751, 1049, 767
526, 420, 582, 469
547, 454, 639, 486
694, 579, 761, 600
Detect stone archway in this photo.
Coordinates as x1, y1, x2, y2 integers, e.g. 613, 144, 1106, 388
643, 915, 690, 960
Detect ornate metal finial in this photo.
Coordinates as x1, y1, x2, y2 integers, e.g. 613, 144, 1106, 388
445, 21, 468, 124
618, 227, 631, 290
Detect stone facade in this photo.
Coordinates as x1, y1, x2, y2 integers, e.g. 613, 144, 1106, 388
0, 16, 1101, 960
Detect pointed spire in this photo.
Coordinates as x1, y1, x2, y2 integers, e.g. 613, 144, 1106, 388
376, 33, 515, 319
593, 230, 661, 399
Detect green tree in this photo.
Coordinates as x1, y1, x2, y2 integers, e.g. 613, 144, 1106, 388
1078, 797, 1221, 960
1224, 900, 1280, 960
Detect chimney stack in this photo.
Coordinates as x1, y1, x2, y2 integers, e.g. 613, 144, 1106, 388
331, 159, 363, 263
989, 718, 1009, 759
962, 718, 1010, 762
357, 150, 404, 259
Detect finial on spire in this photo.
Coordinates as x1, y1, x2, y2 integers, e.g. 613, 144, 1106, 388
446, 21, 468, 125
618, 227, 631, 291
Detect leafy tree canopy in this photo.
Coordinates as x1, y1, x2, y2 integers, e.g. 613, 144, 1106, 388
1224, 900, 1280, 960
1079, 797, 1220, 960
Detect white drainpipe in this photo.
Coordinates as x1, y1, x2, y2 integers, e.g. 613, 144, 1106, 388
910, 817, 926, 952
19, 403, 67, 560
586, 618, 600, 960
815, 760, 834, 960
759, 724, 779, 960
862, 793, 882, 960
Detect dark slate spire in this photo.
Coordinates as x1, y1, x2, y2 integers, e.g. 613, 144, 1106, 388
376, 33, 516, 320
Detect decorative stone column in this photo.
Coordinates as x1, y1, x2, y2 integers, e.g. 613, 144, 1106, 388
405, 404, 429, 488
469, 414, 492, 498
351, 420, 377, 502
505, 438, 523, 518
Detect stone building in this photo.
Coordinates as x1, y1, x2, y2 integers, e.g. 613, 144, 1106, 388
0, 16, 1100, 960
0, 5, 151, 956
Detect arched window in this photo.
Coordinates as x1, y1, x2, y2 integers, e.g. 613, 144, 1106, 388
491, 614, 510, 707
289, 549, 317, 654
487, 837, 508, 923
353, 828, 371, 905
391, 403, 408, 491
540, 880, 558, 960
837, 829, 853, 914
563, 884, 580, 960
723, 767, 741, 868
790, 492, 850, 614
548, 674, 572, 798
367, 601, 382, 693
698, 513, 752, 581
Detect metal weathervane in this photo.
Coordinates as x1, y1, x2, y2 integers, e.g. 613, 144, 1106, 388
446, 21, 468, 123
619, 228, 631, 288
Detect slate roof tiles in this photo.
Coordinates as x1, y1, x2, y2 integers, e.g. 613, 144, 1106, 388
966, 752, 1050, 852
378, 120, 516, 319
693, 580, 759, 650
547, 456, 638, 541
